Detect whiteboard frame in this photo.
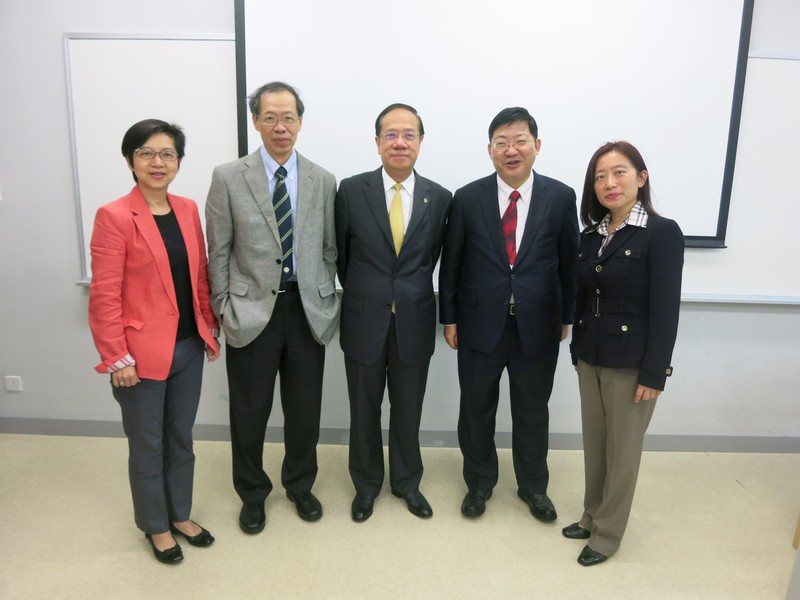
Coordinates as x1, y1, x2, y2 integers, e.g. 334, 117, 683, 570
64, 32, 236, 283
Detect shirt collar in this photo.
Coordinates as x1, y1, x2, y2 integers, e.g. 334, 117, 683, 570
260, 147, 298, 179
597, 201, 649, 236
382, 168, 415, 194
496, 171, 534, 203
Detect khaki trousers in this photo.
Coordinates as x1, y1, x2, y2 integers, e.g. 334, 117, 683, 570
577, 360, 657, 556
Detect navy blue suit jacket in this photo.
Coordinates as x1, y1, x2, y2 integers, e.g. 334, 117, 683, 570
336, 168, 452, 365
438, 171, 579, 358
570, 214, 684, 390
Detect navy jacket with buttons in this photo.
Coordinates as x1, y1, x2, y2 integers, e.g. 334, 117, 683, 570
570, 214, 684, 390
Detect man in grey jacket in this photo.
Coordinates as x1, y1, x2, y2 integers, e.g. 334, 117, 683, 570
206, 81, 339, 534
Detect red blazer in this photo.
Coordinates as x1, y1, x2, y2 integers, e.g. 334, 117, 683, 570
89, 187, 219, 380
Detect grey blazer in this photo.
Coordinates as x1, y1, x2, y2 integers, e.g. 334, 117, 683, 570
205, 150, 340, 348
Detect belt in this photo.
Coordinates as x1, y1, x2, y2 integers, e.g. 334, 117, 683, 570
508, 303, 515, 316
278, 281, 299, 293
591, 298, 636, 317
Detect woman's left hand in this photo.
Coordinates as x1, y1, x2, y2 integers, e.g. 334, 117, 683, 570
634, 385, 661, 403
206, 345, 220, 362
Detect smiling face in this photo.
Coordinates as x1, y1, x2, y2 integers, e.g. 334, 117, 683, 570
253, 89, 303, 164
375, 108, 423, 182
488, 121, 541, 189
593, 150, 648, 220
128, 132, 180, 193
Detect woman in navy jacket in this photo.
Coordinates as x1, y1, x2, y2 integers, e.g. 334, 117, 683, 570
565, 141, 684, 566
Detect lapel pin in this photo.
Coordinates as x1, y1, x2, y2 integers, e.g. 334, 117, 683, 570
423, 197, 429, 204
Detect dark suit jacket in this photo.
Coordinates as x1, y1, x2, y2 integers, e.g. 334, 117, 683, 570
439, 171, 578, 358
569, 214, 684, 390
335, 168, 452, 365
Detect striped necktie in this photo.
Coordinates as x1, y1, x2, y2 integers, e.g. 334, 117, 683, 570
502, 190, 520, 265
273, 166, 293, 283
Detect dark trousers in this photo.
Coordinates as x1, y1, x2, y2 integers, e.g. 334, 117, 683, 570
114, 335, 205, 533
345, 316, 430, 496
457, 314, 558, 493
226, 290, 325, 503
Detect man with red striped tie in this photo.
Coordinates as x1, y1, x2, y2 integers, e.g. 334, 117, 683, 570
438, 107, 578, 522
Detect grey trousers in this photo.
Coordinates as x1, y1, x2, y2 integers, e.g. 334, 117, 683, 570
113, 335, 205, 533
576, 360, 657, 557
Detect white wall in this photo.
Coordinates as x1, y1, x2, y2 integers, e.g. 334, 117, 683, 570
0, 0, 797, 448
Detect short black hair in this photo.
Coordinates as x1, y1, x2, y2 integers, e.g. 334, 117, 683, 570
121, 119, 185, 183
488, 107, 538, 140
248, 81, 305, 117
375, 103, 425, 137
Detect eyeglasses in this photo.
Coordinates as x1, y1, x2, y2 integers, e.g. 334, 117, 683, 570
258, 114, 299, 126
134, 147, 179, 162
491, 137, 533, 152
381, 132, 420, 143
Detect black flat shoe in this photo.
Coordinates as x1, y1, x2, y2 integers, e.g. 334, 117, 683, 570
562, 522, 591, 539
517, 490, 557, 522
145, 533, 183, 565
286, 490, 323, 522
461, 489, 492, 518
392, 489, 433, 518
351, 494, 375, 523
577, 545, 608, 567
170, 522, 215, 547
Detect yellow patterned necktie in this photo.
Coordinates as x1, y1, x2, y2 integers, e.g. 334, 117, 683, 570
389, 182, 404, 256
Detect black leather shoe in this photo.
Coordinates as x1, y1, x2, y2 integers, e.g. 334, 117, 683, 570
170, 522, 215, 547
392, 489, 433, 518
461, 489, 492, 518
351, 494, 375, 522
578, 545, 608, 567
145, 533, 183, 565
562, 522, 591, 540
517, 490, 557, 522
239, 501, 266, 534
286, 490, 323, 522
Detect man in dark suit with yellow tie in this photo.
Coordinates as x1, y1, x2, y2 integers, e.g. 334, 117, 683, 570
439, 107, 578, 521
335, 103, 451, 522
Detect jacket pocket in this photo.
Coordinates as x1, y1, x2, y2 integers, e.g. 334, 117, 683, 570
122, 318, 144, 330
318, 279, 335, 298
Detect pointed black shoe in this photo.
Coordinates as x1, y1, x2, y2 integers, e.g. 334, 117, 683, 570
145, 533, 183, 565
170, 522, 215, 547
239, 501, 266, 534
577, 545, 608, 567
562, 522, 591, 539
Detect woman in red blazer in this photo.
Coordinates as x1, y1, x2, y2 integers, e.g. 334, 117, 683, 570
565, 141, 684, 566
89, 119, 220, 565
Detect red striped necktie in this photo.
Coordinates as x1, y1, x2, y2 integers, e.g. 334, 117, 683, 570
502, 190, 520, 265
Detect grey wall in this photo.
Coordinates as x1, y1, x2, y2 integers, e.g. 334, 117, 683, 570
0, 0, 798, 450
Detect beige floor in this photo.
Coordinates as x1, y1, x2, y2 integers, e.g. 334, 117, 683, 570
1, 433, 798, 600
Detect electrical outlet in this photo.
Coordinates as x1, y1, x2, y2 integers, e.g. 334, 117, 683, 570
5, 376, 23, 392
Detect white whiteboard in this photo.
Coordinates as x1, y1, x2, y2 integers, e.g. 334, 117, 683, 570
241, 0, 748, 243
65, 35, 238, 281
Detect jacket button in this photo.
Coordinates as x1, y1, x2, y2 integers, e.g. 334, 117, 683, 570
595, 265, 602, 272
272, 290, 277, 295
276, 259, 281, 264
621, 325, 628, 332
625, 249, 632, 256
578, 252, 584, 258
666, 368, 672, 375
